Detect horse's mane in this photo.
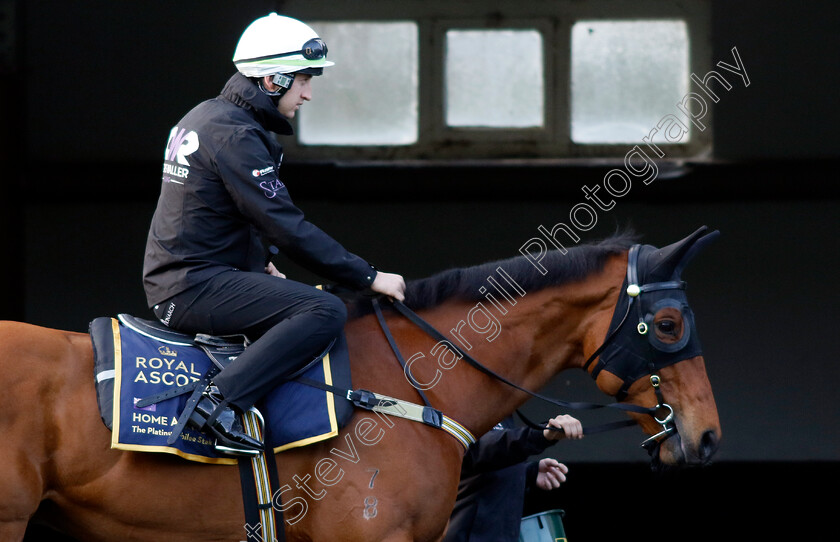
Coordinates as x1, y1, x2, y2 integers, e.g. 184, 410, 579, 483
344, 230, 639, 317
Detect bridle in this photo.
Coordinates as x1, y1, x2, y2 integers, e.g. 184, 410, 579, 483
580, 243, 689, 451
379, 243, 698, 454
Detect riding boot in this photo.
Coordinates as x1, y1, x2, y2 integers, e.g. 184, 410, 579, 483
187, 384, 264, 455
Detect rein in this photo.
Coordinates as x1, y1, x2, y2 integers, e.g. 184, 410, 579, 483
376, 243, 682, 451
382, 298, 651, 436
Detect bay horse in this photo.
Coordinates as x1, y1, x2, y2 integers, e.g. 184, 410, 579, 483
2, 227, 720, 542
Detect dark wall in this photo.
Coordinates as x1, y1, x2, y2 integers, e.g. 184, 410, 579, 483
710, 1, 840, 160
7, 1, 840, 540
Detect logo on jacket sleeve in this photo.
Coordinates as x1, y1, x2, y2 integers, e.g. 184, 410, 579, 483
252, 166, 275, 177
162, 126, 199, 185
259, 178, 285, 199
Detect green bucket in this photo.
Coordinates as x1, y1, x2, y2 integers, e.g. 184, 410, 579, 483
519, 509, 567, 542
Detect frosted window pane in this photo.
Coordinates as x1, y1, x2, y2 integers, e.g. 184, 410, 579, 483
299, 22, 418, 145
446, 30, 544, 128
571, 20, 690, 144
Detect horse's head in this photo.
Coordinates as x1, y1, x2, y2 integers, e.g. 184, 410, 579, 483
586, 226, 721, 471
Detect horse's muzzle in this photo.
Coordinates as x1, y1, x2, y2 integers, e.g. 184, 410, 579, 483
697, 429, 720, 465
650, 428, 719, 472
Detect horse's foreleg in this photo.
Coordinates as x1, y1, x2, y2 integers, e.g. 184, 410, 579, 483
0, 414, 47, 542
0, 521, 28, 542
0, 457, 41, 542
0, 456, 43, 542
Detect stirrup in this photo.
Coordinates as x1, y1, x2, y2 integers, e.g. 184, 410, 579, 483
188, 387, 264, 455
214, 407, 265, 457
214, 441, 262, 457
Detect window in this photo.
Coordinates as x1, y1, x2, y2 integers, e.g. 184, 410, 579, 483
445, 29, 544, 128
570, 20, 690, 144
298, 22, 419, 146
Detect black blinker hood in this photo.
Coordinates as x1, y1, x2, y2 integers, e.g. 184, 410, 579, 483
587, 226, 720, 399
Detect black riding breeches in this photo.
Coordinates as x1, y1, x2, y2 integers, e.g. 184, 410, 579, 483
153, 270, 346, 411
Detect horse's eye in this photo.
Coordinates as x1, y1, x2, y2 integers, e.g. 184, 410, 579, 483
657, 320, 676, 335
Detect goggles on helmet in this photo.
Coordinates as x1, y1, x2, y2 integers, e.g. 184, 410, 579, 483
277, 38, 328, 61
237, 37, 328, 65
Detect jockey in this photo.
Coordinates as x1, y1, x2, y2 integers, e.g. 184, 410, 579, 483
142, 13, 405, 454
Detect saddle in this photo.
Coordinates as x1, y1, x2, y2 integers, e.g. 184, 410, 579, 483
90, 314, 354, 464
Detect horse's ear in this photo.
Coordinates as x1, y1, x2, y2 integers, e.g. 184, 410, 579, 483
673, 228, 720, 277
646, 226, 714, 279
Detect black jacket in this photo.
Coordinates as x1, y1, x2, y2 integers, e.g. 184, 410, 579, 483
445, 419, 555, 542
143, 73, 375, 307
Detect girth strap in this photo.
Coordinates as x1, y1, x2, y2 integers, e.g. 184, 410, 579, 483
238, 410, 284, 542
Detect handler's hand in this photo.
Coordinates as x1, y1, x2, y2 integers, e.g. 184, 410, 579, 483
265, 262, 286, 278
371, 271, 406, 302
535, 459, 568, 491
544, 414, 584, 441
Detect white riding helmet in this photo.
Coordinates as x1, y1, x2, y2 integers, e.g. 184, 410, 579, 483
233, 13, 334, 78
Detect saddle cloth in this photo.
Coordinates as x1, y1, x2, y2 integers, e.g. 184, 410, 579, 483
90, 314, 354, 465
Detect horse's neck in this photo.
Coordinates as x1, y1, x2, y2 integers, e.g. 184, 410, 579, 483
412, 260, 624, 437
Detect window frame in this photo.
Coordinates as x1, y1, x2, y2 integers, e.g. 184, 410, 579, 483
278, 0, 712, 164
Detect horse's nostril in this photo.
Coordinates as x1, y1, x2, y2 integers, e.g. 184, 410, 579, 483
698, 430, 719, 463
